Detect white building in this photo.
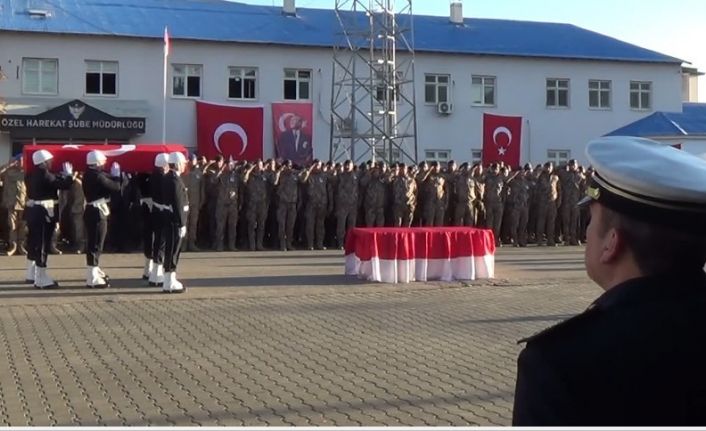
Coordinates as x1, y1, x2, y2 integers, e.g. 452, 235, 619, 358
0, 0, 690, 166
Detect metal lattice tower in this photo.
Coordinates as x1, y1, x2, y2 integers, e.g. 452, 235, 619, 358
329, 0, 418, 165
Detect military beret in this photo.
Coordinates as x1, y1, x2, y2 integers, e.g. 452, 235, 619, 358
579, 136, 706, 232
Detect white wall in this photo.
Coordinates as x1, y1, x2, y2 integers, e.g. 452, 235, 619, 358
0, 32, 684, 166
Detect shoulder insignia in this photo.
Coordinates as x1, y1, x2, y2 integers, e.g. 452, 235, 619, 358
517, 306, 598, 345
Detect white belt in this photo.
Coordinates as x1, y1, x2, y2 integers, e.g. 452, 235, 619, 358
140, 197, 154, 210
27, 199, 57, 209
27, 199, 58, 220
88, 198, 111, 207
88, 198, 111, 217
153, 203, 172, 212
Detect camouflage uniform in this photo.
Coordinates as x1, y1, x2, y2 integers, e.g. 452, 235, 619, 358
333, 170, 358, 248
203, 165, 223, 248
363, 172, 388, 227
391, 175, 417, 227
560, 170, 585, 245
302, 170, 331, 250
506, 173, 530, 247
244, 169, 270, 251
422, 172, 446, 226
215, 168, 242, 251
535, 171, 561, 246
0, 165, 27, 254
275, 169, 300, 250
182, 166, 205, 251
483, 172, 506, 244
452, 173, 478, 226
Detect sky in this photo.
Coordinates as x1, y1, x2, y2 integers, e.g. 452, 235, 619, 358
236, 0, 706, 102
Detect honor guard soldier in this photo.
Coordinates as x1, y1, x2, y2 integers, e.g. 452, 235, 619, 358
161, 152, 188, 294
25, 150, 75, 289
136, 171, 154, 280
82, 150, 122, 288
513, 137, 706, 425
148, 153, 169, 286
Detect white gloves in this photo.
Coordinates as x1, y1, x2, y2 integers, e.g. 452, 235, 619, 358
110, 162, 121, 178
62, 162, 73, 176
178, 226, 187, 239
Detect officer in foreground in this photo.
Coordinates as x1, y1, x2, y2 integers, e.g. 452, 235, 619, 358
512, 137, 706, 425
25, 150, 75, 289
82, 150, 122, 288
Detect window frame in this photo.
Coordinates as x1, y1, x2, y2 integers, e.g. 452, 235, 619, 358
227, 66, 258, 101
283, 68, 312, 101
171, 63, 203, 99
630, 80, 652, 111
425, 149, 451, 163
424, 73, 451, 105
471, 75, 496, 107
471, 149, 483, 164
546, 78, 570, 109
21, 57, 59, 96
546, 149, 571, 166
588, 79, 611, 110
84, 60, 118, 97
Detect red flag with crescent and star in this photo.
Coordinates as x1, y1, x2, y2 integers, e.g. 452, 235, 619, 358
196, 101, 264, 161
482, 113, 522, 167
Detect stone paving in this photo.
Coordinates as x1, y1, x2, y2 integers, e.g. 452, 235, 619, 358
0, 247, 599, 426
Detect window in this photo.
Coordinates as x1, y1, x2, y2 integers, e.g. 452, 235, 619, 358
424, 74, 450, 104
471, 149, 483, 164
546, 78, 569, 108
425, 149, 450, 163
588, 80, 611, 109
630, 81, 652, 110
283, 69, 311, 100
172, 64, 202, 98
471, 76, 495, 106
85, 61, 117, 96
547, 149, 570, 165
228, 67, 257, 100
22, 58, 58, 95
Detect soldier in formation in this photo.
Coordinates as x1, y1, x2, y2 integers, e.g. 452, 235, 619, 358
16, 153, 592, 263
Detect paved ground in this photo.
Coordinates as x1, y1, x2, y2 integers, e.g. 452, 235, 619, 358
0, 246, 599, 426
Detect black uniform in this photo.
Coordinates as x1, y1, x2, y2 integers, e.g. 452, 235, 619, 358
136, 173, 154, 261
513, 271, 706, 426
25, 166, 73, 268
162, 169, 188, 272
150, 168, 166, 267
82, 166, 121, 267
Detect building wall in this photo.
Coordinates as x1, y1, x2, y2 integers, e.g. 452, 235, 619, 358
0, 32, 683, 166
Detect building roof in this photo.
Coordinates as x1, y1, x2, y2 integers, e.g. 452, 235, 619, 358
0, 0, 683, 64
606, 103, 706, 137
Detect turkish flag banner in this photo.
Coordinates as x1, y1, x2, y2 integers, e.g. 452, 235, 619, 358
196, 101, 264, 161
482, 113, 522, 167
23, 143, 187, 173
272, 102, 314, 167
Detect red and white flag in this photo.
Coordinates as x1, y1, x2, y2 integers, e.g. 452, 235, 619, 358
196, 101, 264, 161
482, 113, 522, 167
23, 144, 187, 174
344, 227, 495, 284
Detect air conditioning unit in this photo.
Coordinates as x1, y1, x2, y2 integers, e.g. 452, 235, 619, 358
437, 102, 453, 115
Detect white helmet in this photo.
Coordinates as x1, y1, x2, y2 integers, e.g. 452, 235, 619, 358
168, 152, 187, 165
32, 149, 54, 166
86, 150, 107, 166
154, 153, 169, 168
